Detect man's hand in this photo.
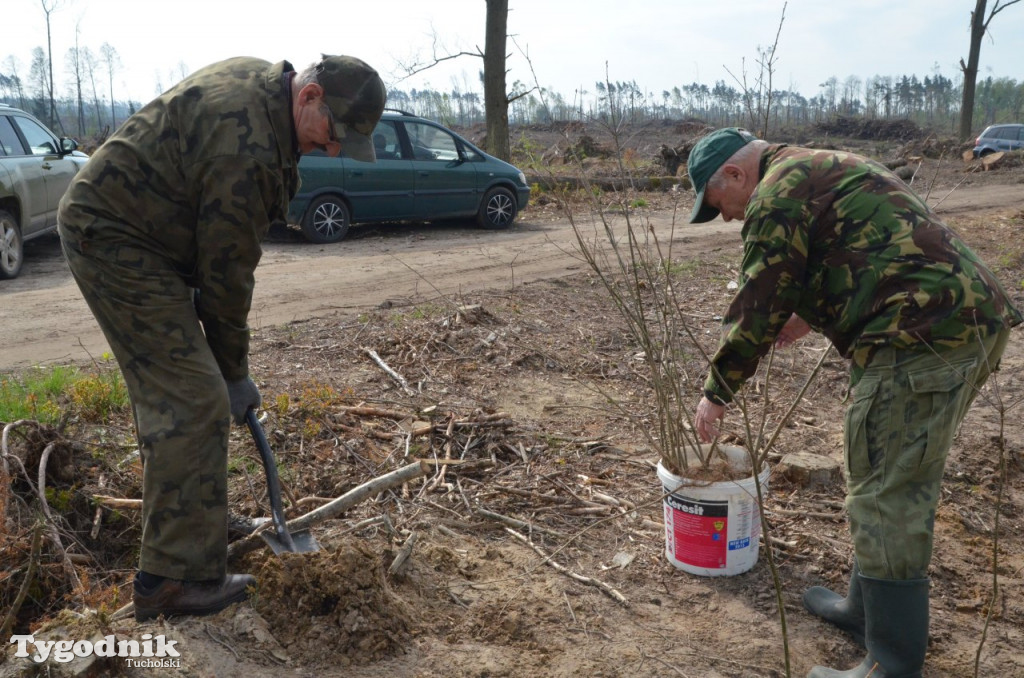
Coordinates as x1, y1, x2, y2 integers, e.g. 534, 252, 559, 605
775, 313, 811, 349
226, 377, 261, 424
695, 396, 726, 443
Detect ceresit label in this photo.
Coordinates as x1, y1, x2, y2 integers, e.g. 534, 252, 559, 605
664, 494, 730, 569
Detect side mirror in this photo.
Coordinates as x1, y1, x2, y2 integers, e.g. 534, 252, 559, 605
60, 137, 79, 155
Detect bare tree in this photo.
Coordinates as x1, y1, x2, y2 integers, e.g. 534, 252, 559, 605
66, 23, 85, 136
959, 0, 1022, 141
38, 0, 66, 130
724, 1, 786, 137
28, 47, 48, 113
2, 56, 27, 109
83, 47, 103, 132
483, 0, 510, 160
99, 42, 120, 128
396, 0, 531, 160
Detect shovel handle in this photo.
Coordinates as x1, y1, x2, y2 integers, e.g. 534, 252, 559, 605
245, 409, 297, 552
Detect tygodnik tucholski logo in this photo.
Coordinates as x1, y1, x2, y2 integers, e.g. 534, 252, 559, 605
9, 633, 181, 667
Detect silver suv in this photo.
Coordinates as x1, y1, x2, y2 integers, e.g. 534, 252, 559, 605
0, 104, 85, 279
972, 123, 1024, 158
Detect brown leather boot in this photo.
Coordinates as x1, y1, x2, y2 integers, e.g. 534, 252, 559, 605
133, 574, 256, 622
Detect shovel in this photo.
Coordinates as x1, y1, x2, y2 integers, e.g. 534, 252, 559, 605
245, 409, 320, 554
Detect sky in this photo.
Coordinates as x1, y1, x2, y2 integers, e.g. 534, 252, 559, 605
3, 0, 1023, 108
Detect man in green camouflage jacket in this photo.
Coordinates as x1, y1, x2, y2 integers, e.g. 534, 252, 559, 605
58, 55, 385, 622
687, 128, 1020, 678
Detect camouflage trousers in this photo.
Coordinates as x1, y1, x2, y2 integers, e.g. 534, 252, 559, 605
845, 329, 1010, 580
61, 231, 230, 581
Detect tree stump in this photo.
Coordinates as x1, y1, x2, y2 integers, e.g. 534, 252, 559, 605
777, 451, 841, 489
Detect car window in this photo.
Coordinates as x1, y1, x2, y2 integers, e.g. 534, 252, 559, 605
12, 115, 59, 155
994, 127, 1017, 141
404, 121, 460, 161
0, 116, 26, 156
370, 121, 402, 160
462, 144, 484, 161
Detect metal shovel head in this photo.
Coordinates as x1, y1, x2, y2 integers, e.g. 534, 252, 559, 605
245, 409, 322, 554
237, 516, 320, 554
260, 523, 320, 555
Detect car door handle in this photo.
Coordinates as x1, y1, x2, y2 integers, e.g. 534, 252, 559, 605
351, 170, 364, 177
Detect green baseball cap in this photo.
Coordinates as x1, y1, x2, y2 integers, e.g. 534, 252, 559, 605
316, 55, 387, 162
687, 127, 757, 223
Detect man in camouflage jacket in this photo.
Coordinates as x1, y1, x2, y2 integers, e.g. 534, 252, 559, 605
58, 55, 385, 621
687, 128, 1020, 678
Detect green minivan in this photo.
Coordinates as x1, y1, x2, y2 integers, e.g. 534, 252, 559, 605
287, 110, 531, 243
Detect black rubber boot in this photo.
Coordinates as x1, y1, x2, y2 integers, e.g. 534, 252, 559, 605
807, 575, 929, 678
803, 561, 865, 647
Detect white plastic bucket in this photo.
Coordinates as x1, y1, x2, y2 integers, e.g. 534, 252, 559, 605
657, 445, 769, 577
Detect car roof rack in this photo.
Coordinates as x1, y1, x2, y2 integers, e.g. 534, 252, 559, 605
383, 107, 415, 116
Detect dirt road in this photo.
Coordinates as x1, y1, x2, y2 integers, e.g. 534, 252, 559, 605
0, 206, 735, 370
1, 181, 1019, 371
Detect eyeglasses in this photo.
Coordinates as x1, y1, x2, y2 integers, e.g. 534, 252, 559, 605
319, 104, 342, 157
320, 104, 338, 143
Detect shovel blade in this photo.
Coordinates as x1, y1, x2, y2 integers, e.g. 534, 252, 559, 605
260, 529, 320, 555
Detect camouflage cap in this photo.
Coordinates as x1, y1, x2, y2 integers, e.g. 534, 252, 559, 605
688, 127, 757, 223
316, 55, 387, 162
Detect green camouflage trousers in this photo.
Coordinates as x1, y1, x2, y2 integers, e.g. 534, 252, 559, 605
845, 329, 1010, 580
61, 233, 230, 581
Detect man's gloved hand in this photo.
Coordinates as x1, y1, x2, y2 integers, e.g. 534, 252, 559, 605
226, 376, 261, 424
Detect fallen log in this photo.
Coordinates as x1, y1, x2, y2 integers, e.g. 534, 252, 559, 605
981, 151, 1006, 171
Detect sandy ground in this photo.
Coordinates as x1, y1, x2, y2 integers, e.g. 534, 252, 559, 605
1, 179, 1020, 371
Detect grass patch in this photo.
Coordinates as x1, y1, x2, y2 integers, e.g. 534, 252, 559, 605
0, 363, 130, 425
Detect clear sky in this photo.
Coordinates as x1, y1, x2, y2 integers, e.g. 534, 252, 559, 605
3, 0, 1023, 107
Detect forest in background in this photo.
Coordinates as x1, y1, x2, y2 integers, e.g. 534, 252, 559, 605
2, 36, 1022, 143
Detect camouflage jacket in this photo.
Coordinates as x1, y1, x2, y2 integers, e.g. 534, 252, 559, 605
58, 58, 300, 381
704, 144, 1022, 404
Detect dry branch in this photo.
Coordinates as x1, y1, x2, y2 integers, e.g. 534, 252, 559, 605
228, 460, 429, 557
92, 495, 143, 510
505, 528, 628, 606
2, 419, 39, 524
38, 443, 84, 599
0, 522, 43, 639
424, 414, 457, 493
474, 507, 565, 538
338, 405, 413, 420
388, 531, 417, 576
90, 475, 107, 539
332, 405, 512, 440
363, 347, 416, 395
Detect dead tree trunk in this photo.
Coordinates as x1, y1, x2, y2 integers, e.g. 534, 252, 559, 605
958, 0, 1023, 141
483, 0, 511, 161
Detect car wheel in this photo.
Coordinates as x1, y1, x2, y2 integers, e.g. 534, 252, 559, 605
0, 209, 24, 280
301, 195, 351, 243
477, 187, 517, 229
979, 148, 995, 157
